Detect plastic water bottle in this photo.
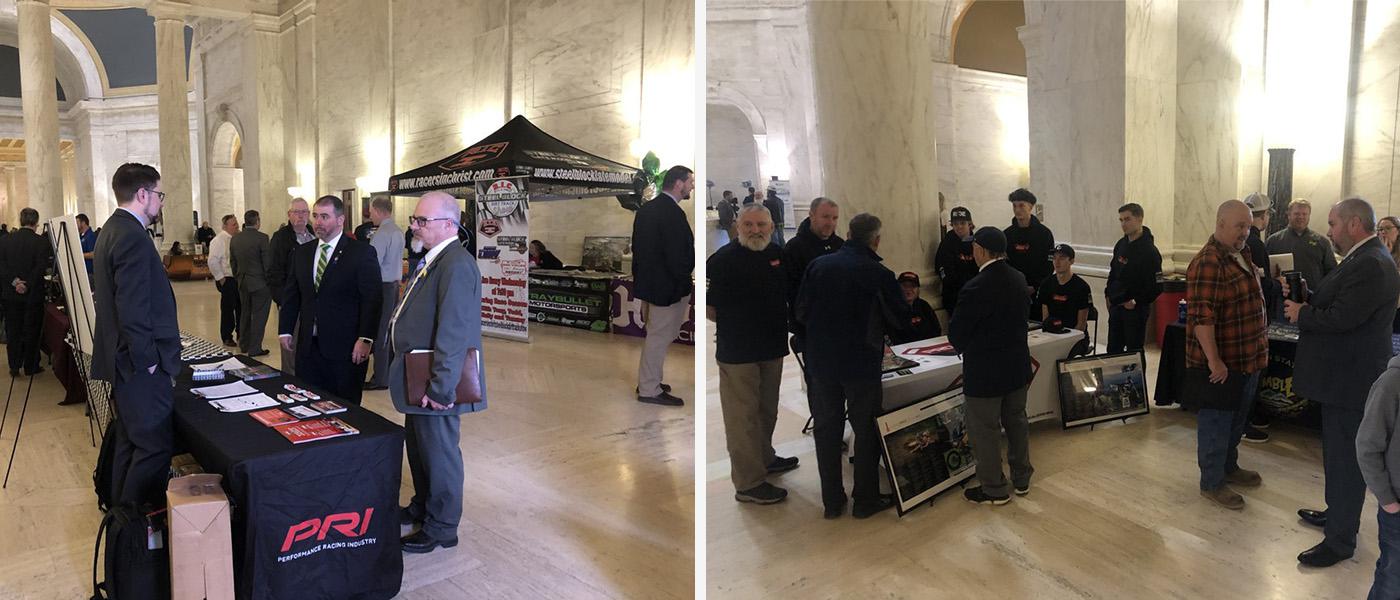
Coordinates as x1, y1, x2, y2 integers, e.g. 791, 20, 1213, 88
1178, 299, 1187, 323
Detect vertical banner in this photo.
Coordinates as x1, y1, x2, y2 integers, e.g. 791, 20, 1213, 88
475, 177, 531, 341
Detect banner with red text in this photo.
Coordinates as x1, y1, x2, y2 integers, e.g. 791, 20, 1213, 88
475, 177, 531, 341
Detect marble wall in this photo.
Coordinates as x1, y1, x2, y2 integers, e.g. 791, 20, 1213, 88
933, 63, 1030, 230
1347, 0, 1400, 218
705, 102, 759, 202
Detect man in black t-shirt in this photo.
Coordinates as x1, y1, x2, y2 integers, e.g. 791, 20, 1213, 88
1037, 244, 1092, 356
893, 271, 942, 344
707, 204, 798, 506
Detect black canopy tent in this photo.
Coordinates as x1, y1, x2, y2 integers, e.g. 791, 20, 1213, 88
386, 114, 645, 204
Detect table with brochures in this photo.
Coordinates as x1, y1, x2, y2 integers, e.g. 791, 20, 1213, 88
172, 354, 404, 600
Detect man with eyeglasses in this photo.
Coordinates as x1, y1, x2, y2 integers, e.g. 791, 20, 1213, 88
278, 195, 382, 405
91, 163, 182, 508
268, 197, 315, 374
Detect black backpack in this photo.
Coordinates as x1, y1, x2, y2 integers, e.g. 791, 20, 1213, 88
93, 420, 118, 512
89, 502, 170, 600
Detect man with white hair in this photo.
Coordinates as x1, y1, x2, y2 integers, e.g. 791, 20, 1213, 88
389, 190, 487, 554
1284, 197, 1400, 567
707, 205, 798, 506
268, 197, 315, 374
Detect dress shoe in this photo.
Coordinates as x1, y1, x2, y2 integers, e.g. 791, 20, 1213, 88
401, 530, 458, 554
1298, 508, 1327, 528
1297, 542, 1352, 567
363, 383, 388, 391
1225, 467, 1262, 487
248, 349, 270, 358
58, 398, 85, 406
1200, 486, 1245, 510
823, 500, 847, 520
852, 495, 896, 519
636, 383, 673, 394
637, 391, 684, 406
399, 505, 423, 526
766, 456, 799, 474
23, 366, 43, 376
1242, 426, 1269, 443
223, 339, 238, 348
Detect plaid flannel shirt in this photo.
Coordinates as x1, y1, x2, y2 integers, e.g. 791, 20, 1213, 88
1185, 236, 1268, 373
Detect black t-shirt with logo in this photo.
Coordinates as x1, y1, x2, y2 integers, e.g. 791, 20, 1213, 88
1036, 273, 1091, 329
706, 241, 790, 364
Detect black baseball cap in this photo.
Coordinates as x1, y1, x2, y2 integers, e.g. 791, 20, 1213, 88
1053, 244, 1076, 259
950, 207, 972, 222
973, 227, 1007, 253
897, 272, 920, 286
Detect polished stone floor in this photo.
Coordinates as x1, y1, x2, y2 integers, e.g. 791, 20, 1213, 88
0, 279, 694, 599
705, 276, 1380, 599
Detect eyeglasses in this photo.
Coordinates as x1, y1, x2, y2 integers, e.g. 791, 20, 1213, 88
146, 189, 166, 202
409, 216, 456, 227
1382, 226, 1397, 233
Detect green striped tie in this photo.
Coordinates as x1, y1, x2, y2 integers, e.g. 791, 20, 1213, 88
315, 242, 330, 291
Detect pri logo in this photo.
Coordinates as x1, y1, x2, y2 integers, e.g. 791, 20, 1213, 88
440, 142, 509, 171
281, 508, 375, 552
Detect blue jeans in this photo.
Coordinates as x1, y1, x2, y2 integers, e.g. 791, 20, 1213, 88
1371, 507, 1400, 600
1196, 371, 1260, 491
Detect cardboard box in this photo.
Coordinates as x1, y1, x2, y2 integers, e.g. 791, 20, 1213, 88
166, 474, 235, 600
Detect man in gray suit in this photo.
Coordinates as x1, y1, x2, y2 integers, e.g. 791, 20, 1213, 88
1284, 197, 1400, 567
389, 190, 485, 554
365, 194, 402, 391
230, 210, 273, 357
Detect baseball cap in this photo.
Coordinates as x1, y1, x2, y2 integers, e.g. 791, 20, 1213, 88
972, 227, 1007, 253
897, 271, 920, 286
1053, 243, 1076, 259
950, 207, 972, 222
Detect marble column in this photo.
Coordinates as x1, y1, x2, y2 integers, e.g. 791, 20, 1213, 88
17, 0, 64, 222
152, 9, 193, 245
1, 166, 16, 226
245, 15, 288, 215
806, 0, 942, 276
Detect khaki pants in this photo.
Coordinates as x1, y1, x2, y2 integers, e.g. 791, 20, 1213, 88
717, 358, 783, 491
638, 295, 690, 397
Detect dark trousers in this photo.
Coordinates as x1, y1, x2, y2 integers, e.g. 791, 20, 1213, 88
1107, 303, 1151, 353
1321, 403, 1367, 554
1371, 507, 1400, 600
297, 336, 368, 405
404, 412, 464, 539
965, 386, 1033, 497
369, 282, 398, 387
807, 376, 882, 509
3, 300, 42, 373
1196, 371, 1260, 490
237, 283, 271, 355
216, 277, 240, 343
109, 365, 174, 507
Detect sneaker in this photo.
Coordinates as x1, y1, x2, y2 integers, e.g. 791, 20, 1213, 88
1250, 413, 1270, 429
1201, 486, 1245, 510
1242, 426, 1269, 443
635, 383, 673, 394
1014, 484, 1030, 496
852, 494, 896, 518
767, 456, 799, 474
735, 482, 788, 505
964, 487, 1010, 505
1225, 467, 1262, 487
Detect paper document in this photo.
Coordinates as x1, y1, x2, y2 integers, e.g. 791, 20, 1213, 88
192, 380, 259, 399
208, 393, 280, 412
191, 357, 246, 371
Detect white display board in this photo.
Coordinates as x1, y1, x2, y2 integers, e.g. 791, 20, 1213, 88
47, 215, 96, 354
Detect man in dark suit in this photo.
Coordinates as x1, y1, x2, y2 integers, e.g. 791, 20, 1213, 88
388, 191, 486, 554
230, 210, 273, 357
0, 208, 52, 376
631, 165, 695, 407
949, 227, 1034, 506
278, 195, 382, 406
91, 163, 182, 507
795, 213, 910, 519
1284, 197, 1400, 567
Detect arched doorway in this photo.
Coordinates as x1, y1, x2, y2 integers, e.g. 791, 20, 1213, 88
209, 120, 245, 234
705, 102, 761, 206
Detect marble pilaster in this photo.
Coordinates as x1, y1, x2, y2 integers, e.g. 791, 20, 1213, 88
153, 10, 194, 244
806, 0, 942, 277
17, 0, 64, 221
1347, 0, 1400, 215
244, 15, 287, 214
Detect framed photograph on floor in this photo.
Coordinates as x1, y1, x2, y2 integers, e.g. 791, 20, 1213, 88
1056, 350, 1150, 429
877, 387, 977, 515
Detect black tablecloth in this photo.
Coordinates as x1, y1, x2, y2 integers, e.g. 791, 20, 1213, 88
173, 356, 404, 600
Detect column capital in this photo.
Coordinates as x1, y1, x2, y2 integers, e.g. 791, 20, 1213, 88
249, 12, 281, 33
1016, 24, 1042, 57
16, 0, 52, 7
147, 2, 189, 23
292, 0, 316, 24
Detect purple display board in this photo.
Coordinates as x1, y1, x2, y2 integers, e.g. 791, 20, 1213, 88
609, 277, 694, 346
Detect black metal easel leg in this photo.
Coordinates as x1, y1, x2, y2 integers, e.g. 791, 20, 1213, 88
0, 373, 15, 440
2, 372, 36, 488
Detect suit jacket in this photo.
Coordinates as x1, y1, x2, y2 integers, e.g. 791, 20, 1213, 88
1294, 236, 1400, 408
91, 210, 181, 381
229, 228, 273, 293
948, 259, 1032, 397
0, 228, 52, 304
267, 223, 311, 304
278, 236, 383, 362
388, 242, 486, 416
630, 193, 694, 306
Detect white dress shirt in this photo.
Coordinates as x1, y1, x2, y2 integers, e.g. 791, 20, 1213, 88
208, 230, 233, 280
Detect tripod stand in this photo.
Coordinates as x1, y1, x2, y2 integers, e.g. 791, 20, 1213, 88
1, 300, 45, 489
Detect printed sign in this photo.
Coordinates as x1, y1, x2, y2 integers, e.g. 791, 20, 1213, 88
475, 177, 530, 341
